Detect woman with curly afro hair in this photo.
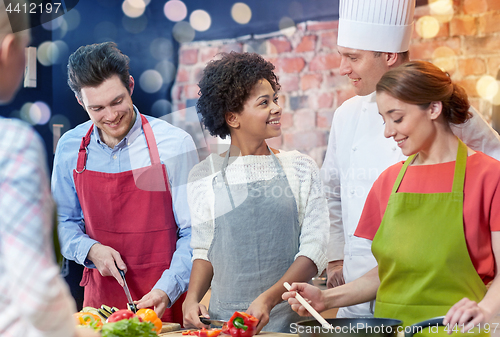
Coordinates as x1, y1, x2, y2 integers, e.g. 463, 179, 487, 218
183, 52, 329, 333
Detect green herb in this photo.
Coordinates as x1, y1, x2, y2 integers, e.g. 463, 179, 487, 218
101, 317, 157, 337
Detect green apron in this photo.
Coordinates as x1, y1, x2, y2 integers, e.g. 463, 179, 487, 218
372, 139, 487, 333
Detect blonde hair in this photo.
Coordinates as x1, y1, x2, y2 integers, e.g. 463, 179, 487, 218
0, 0, 30, 46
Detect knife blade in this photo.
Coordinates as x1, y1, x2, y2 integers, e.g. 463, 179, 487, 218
117, 266, 137, 313
199, 316, 227, 327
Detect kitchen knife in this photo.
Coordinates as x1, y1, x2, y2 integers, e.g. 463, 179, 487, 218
117, 266, 137, 313
199, 316, 227, 327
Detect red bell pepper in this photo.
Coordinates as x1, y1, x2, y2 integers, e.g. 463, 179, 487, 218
106, 309, 141, 323
225, 312, 258, 337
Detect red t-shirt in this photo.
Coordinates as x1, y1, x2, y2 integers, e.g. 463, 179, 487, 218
355, 152, 500, 284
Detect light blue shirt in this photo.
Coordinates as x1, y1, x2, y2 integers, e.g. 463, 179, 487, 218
51, 108, 199, 304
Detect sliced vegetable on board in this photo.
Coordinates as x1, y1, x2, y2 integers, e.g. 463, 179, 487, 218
182, 327, 223, 337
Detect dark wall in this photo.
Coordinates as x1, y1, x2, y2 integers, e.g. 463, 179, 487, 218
1, 0, 340, 171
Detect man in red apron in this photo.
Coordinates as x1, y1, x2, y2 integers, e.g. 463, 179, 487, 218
52, 42, 199, 323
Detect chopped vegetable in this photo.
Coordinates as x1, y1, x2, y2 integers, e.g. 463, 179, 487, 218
136, 308, 162, 334
101, 316, 157, 337
182, 328, 223, 337
225, 312, 258, 337
73, 312, 103, 330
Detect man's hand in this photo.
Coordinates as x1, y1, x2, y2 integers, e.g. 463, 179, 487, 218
135, 289, 170, 318
87, 243, 126, 286
326, 260, 344, 288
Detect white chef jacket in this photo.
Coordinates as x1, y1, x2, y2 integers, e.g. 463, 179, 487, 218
321, 92, 500, 318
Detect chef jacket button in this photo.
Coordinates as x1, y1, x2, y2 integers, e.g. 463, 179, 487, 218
352, 146, 357, 151
350, 189, 355, 194
392, 146, 397, 151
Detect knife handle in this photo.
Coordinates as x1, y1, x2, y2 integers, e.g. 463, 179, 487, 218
115, 262, 126, 280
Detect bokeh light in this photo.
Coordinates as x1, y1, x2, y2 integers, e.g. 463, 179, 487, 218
164, 0, 187, 22
429, 0, 454, 23
155, 60, 177, 84
432, 46, 456, 59
41, 14, 64, 30
190, 10, 211, 32
53, 40, 69, 64
29, 101, 52, 125
122, 14, 148, 33
37, 41, 69, 66
64, 9, 81, 31
172, 21, 195, 43
432, 47, 457, 75
279, 17, 296, 36
433, 58, 456, 74
139, 70, 164, 93
152, 99, 172, 118
231, 3, 251, 24
150, 38, 174, 60
476, 75, 499, 101
122, 0, 146, 18
52, 19, 68, 39
415, 15, 440, 39
20, 103, 34, 124
94, 21, 118, 42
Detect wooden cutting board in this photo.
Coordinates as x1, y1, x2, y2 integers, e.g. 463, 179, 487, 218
160, 322, 182, 334
159, 331, 295, 337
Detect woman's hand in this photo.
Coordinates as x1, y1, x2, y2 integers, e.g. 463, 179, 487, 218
443, 298, 490, 334
183, 299, 210, 329
246, 294, 273, 334
282, 282, 326, 316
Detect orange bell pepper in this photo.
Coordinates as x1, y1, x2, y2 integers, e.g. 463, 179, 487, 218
136, 308, 162, 334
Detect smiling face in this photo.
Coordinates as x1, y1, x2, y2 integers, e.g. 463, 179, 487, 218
377, 92, 439, 157
338, 46, 393, 96
78, 75, 136, 148
230, 79, 282, 142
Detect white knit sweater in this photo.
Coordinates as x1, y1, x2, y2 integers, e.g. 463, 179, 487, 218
187, 150, 329, 275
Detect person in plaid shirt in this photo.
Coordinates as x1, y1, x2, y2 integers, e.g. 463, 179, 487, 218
0, 2, 97, 336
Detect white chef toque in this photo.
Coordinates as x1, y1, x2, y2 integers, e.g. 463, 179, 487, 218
338, 0, 416, 53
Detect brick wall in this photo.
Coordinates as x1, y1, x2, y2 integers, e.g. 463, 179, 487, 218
172, 1, 500, 165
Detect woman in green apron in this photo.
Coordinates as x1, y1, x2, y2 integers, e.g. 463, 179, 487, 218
182, 52, 329, 333
283, 61, 500, 332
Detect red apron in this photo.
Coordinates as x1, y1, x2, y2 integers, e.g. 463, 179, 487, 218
73, 114, 184, 323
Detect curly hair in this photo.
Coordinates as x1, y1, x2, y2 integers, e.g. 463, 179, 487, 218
197, 52, 280, 139
376, 61, 471, 125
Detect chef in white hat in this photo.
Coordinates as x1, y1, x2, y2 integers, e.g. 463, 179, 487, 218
321, 0, 500, 319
